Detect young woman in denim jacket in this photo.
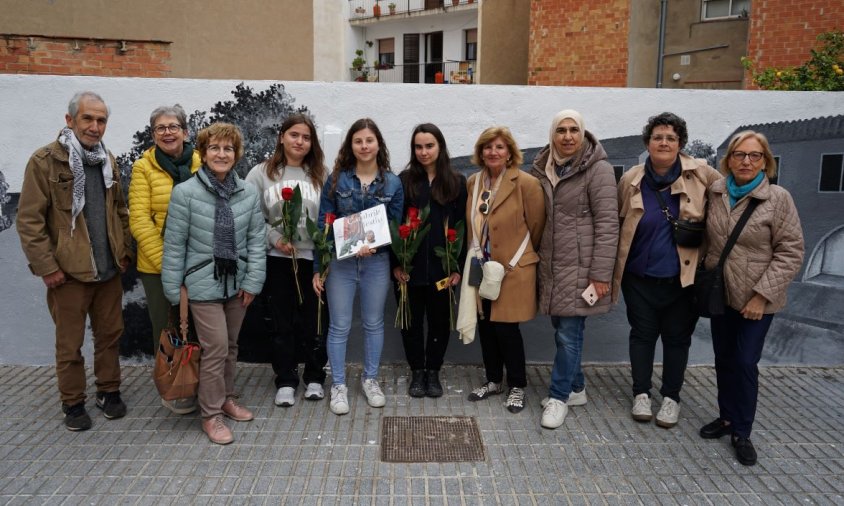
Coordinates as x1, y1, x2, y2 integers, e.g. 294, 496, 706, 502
312, 118, 404, 415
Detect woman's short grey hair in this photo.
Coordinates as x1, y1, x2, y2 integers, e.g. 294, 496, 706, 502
68, 91, 110, 118
149, 104, 188, 130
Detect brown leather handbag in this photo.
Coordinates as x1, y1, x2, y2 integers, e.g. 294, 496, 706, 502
153, 286, 201, 400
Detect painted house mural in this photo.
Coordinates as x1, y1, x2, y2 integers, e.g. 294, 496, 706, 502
1, 75, 842, 366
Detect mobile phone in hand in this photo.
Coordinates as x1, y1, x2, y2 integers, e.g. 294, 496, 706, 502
581, 283, 598, 306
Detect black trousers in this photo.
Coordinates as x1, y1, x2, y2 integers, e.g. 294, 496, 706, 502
711, 307, 773, 439
477, 299, 526, 388
621, 272, 698, 402
398, 284, 452, 371
265, 256, 327, 389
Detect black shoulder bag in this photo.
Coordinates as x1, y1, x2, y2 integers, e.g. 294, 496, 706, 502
652, 187, 706, 248
694, 198, 760, 318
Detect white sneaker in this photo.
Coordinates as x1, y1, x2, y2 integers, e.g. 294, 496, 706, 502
304, 383, 325, 401
274, 386, 296, 407
540, 398, 568, 429
567, 388, 587, 406
631, 393, 653, 422
540, 388, 587, 408
361, 378, 386, 408
656, 397, 680, 428
329, 384, 349, 415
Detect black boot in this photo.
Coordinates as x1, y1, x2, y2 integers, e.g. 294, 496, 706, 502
426, 370, 443, 398
408, 370, 426, 398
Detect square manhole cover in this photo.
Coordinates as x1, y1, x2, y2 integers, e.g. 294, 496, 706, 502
380, 416, 485, 463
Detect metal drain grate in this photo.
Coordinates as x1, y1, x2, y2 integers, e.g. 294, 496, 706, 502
380, 416, 485, 463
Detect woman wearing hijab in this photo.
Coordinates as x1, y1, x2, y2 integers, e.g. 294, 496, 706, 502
162, 122, 266, 445
530, 110, 618, 429
129, 104, 201, 415
613, 112, 721, 429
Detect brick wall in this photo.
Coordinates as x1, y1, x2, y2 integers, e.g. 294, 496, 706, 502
0, 35, 171, 77
527, 0, 629, 87
746, 0, 840, 87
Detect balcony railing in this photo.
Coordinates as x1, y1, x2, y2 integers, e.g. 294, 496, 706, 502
350, 61, 475, 84
349, 0, 476, 21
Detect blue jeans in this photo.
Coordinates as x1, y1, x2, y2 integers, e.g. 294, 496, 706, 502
325, 253, 390, 385
548, 316, 586, 402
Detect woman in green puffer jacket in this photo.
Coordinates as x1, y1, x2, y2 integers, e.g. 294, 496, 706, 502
162, 122, 266, 445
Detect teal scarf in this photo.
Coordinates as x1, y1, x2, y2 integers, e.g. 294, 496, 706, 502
726, 172, 765, 207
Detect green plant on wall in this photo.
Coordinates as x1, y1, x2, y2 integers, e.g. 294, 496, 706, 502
742, 30, 843, 91
352, 49, 366, 71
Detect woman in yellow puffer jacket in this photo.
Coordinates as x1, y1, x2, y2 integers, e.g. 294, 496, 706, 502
129, 104, 200, 413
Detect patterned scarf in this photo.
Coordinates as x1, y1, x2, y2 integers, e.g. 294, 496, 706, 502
56, 127, 114, 234
203, 166, 238, 298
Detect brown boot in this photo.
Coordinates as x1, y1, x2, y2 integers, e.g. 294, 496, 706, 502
202, 415, 233, 445
222, 397, 254, 421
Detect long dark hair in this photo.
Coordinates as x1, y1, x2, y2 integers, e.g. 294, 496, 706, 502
264, 113, 326, 190
402, 123, 460, 205
329, 118, 391, 196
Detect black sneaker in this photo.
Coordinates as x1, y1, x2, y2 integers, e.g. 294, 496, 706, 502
61, 402, 92, 431
505, 387, 526, 413
95, 391, 127, 419
408, 370, 426, 398
467, 381, 502, 401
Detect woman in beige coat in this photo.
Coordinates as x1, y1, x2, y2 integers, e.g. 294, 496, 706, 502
614, 112, 721, 429
464, 126, 545, 413
697, 130, 803, 466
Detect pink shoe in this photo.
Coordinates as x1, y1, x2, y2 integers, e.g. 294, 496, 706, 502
202, 415, 233, 445
222, 397, 254, 421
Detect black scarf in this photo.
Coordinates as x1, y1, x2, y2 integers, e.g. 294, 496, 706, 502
155, 143, 195, 185
643, 156, 682, 191
203, 166, 239, 298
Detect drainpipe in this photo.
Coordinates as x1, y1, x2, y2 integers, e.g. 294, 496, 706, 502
656, 0, 667, 88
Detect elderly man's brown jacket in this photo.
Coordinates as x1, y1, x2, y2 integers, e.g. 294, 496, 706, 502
17, 140, 132, 282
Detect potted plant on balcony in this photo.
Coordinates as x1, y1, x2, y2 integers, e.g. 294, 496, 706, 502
373, 0, 381, 18
388, 2, 396, 14
352, 49, 369, 82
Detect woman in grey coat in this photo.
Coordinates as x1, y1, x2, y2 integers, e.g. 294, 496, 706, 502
162, 122, 266, 445
530, 110, 619, 429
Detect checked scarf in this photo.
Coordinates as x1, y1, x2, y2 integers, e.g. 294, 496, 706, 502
203, 166, 239, 298
57, 127, 114, 235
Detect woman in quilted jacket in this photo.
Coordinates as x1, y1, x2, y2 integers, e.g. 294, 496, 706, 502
529, 110, 618, 429
698, 130, 803, 466
129, 105, 200, 415
162, 122, 266, 445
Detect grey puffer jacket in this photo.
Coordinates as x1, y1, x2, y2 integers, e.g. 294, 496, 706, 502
530, 133, 619, 317
704, 177, 803, 313
162, 169, 267, 304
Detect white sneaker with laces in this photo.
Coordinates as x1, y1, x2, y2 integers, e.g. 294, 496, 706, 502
274, 387, 296, 407
656, 397, 680, 428
304, 383, 325, 401
361, 378, 386, 408
631, 393, 653, 422
329, 384, 349, 415
540, 398, 568, 429
541, 388, 587, 408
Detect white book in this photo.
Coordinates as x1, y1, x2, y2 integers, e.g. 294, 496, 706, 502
333, 204, 392, 260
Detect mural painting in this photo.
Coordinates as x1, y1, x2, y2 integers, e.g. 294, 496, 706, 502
1, 75, 842, 366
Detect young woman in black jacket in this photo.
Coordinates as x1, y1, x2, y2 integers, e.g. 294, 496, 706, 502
392, 123, 467, 397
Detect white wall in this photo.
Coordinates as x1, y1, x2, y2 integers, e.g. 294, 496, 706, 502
2, 74, 844, 191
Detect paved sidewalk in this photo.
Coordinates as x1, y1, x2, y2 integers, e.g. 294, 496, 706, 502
0, 363, 842, 505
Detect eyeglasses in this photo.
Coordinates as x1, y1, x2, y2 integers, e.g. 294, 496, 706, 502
207, 145, 235, 154
731, 151, 764, 162
650, 135, 679, 144
479, 190, 491, 215
153, 124, 184, 135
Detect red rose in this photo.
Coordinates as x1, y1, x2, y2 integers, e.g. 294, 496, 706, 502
399, 224, 412, 239
281, 187, 294, 201
410, 217, 421, 230
447, 228, 457, 243
407, 207, 419, 220
324, 212, 336, 225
